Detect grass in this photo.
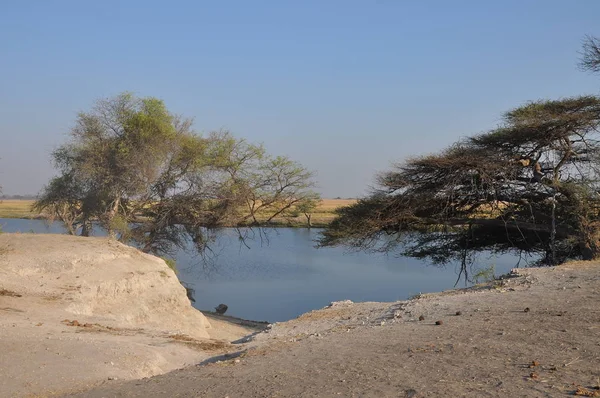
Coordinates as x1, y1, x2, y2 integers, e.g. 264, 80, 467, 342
0, 198, 357, 227
243, 199, 356, 227
0, 200, 37, 219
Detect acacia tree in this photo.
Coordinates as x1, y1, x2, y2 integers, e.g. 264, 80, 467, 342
241, 156, 321, 226
319, 95, 600, 275
580, 35, 600, 73
295, 197, 320, 227
34, 93, 319, 257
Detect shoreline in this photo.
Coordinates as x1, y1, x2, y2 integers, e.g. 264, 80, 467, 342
68, 261, 600, 397
2, 232, 600, 397
1, 214, 333, 229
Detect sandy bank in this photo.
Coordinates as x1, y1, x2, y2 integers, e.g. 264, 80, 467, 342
0, 234, 265, 397
67, 261, 600, 397
3, 233, 600, 397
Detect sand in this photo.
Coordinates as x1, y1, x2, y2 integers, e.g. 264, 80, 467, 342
2, 233, 600, 397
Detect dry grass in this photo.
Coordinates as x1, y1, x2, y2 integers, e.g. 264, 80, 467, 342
167, 334, 231, 351
0, 198, 357, 227
317, 199, 357, 211
261, 199, 356, 227
0, 200, 37, 219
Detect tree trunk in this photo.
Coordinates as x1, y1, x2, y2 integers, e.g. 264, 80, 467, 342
80, 221, 91, 237
106, 196, 121, 239
305, 213, 312, 228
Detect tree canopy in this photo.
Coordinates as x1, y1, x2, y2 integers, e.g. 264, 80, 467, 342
319, 95, 600, 274
580, 35, 600, 73
35, 93, 319, 257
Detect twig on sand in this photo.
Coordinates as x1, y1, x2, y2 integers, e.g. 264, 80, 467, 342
564, 356, 581, 367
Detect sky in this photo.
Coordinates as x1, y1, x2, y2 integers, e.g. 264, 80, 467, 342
1, 1, 600, 198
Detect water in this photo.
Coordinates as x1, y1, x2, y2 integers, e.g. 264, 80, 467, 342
0, 218, 527, 322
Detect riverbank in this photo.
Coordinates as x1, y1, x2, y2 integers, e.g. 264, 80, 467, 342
0, 199, 356, 228
68, 262, 600, 397
0, 234, 267, 397
3, 233, 599, 397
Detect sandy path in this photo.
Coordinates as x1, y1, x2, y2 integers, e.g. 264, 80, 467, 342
65, 263, 600, 398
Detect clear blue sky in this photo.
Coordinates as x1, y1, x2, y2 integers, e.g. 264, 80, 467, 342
1, 1, 599, 197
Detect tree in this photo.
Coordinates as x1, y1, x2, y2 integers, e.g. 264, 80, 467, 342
35, 93, 319, 258
295, 197, 321, 228
580, 35, 600, 73
241, 156, 321, 226
319, 95, 600, 277
35, 93, 178, 237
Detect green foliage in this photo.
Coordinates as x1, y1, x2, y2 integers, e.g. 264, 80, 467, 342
296, 198, 320, 215
472, 265, 496, 284
320, 95, 600, 268
35, 93, 319, 259
287, 209, 301, 218
294, 197, 321, 227
161, 257, 178, 274
108, 215, 131, 241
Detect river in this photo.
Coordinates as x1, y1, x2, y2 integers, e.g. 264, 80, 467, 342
0, 218, 530, 322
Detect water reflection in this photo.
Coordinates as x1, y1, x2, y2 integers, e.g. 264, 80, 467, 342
0, 219, 525, 322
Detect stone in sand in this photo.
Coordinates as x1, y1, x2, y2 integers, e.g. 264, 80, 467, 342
215, 304, 228, 315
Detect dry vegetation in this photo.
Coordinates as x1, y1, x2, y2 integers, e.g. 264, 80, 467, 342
0, 199, 356, 227
0, 200, 38, 219
254, 198, 357, 227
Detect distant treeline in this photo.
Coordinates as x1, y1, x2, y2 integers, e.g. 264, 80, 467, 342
1, 195, 36, 200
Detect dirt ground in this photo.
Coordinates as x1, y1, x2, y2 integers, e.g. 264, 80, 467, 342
62, 262, 600, 398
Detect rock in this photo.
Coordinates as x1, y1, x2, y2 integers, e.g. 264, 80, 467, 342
418, 315, 425, 321
215, 304, 228, 315
326, 300, 353, 308
455, 311, 462, 316
435, 320, 443, 325
524, 307, 530, 312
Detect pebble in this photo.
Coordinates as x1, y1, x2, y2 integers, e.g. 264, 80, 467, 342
405, 389, 418, 398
